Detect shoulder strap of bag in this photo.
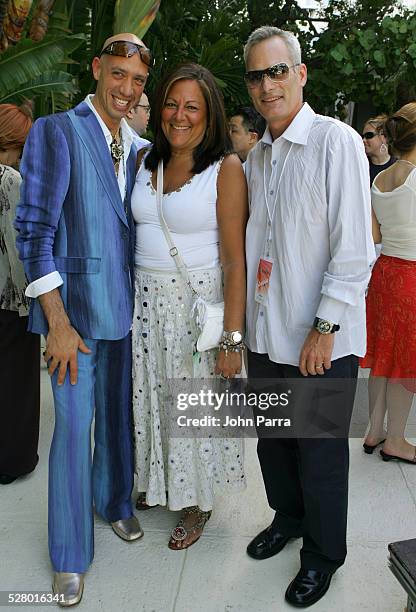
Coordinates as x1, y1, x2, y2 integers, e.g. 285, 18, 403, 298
156, 160, 198, 298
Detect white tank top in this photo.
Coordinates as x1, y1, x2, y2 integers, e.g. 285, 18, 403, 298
372, 167, 416, 261
132, 155, 222, 270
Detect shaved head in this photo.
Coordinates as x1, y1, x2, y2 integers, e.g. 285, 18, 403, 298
100, 32, 144, 53
92, 32, 150, 132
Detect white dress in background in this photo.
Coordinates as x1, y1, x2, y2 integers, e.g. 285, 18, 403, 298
131, 154, 245, 511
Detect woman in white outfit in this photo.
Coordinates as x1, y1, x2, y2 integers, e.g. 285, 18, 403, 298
131, 63, 248, 549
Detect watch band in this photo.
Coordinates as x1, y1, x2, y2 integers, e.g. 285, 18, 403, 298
313, 317, 340, 334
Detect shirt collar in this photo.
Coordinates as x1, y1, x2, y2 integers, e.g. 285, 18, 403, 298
260, 102, 316, 148
84, 94, 133, 151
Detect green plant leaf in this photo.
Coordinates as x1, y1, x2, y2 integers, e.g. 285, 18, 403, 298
408, 43, 416, 59
374, 49, 385, 66
114, 0, 161, 38
0, 71, 78, 104
0, 34, 85, 96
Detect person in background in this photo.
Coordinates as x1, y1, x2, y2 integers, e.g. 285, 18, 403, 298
361, 102, 416, 463
229, 106, 265, 165
362, 114, 396, 185
126, 91, 151, 148
0, 102, 40, 486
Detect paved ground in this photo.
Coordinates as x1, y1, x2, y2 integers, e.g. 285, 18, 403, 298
1, 367, 415, 611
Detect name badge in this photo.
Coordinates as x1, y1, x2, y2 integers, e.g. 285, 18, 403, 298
255, 257, 273, 305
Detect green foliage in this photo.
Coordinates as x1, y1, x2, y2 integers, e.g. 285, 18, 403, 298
0, 71, 77, 105
144, 0, 251, 111
142, 0, 416, 119
0, 33, 84, 103
114, 0, 160, 38
4, 0, 414, 121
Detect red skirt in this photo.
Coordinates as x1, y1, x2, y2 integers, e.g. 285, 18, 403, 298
360, 254, 416, 392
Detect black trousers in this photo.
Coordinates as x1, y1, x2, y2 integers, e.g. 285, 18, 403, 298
247, 350, 358, 573
0, 309, 40, 477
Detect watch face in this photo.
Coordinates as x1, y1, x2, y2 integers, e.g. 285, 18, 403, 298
231, 331, 243, 343
318, 320, 331, 334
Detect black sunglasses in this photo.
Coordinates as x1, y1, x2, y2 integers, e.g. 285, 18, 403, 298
244, 62, 300, 88
362, 131, 378, 140
100, 41, 154, 68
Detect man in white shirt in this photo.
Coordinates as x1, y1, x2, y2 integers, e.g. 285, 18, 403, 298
15, 33, 152, 606
126, 91, 151, 148
243, 26, 375, 608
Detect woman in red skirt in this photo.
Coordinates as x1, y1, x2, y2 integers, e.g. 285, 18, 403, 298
361, 102, 416, 464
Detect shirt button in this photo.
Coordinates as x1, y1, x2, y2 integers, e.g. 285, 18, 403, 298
272, 160, 277, 165
269, 190, 274, 195
124, 264, 129, 272
259, 311, 264, 317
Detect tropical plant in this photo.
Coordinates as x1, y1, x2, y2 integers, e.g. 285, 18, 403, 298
0, 0, 84, 111
0, 0, 160, 114
114, 0, 160, 38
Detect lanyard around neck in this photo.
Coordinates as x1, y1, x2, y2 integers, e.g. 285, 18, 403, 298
262, 141, 294, 256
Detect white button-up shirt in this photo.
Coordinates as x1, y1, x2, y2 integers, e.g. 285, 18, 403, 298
245, 102, 376, 366
25, 95, 134, 298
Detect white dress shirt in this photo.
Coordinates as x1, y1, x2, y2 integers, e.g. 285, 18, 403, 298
25, 95, 134, 298
245, 102, 376, 366
126, 125, 151, 151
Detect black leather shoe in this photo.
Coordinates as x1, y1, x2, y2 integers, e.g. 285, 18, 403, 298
0, 474, 18, 485
285, 569, 332, 608
246, 524, 294, 560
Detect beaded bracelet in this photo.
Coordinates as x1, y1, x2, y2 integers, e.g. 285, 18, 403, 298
219, 340, 246, 356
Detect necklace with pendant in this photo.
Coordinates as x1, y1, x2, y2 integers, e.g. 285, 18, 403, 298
110, 130, 124, 172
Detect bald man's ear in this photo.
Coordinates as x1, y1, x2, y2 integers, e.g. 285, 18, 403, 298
91, 57, 102, 82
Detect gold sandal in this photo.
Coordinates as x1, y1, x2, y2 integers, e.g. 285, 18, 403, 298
168, 506, 212, 550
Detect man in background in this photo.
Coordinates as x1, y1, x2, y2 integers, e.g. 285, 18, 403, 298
229, 106, 265, 165
126, 91, 151, 147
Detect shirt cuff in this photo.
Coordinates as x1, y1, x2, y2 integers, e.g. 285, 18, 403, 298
315, 296, 347, 326
25, 271, 63, 298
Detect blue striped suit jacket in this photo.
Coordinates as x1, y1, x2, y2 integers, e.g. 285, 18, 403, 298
15, 102, 137, 340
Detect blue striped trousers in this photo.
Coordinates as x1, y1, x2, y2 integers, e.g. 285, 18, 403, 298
48, 334, 134, 572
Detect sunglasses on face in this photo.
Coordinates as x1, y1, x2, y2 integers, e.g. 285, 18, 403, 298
362, 131, 380, 140
100, 41, 154, 68
244, 62, 300, 88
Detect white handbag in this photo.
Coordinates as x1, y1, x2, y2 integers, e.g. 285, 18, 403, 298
155, 160, 224, 352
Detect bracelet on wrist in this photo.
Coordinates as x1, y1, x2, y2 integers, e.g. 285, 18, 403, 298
219, 339, 246, 356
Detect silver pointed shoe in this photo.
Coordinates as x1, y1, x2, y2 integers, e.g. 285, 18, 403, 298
111, 515, 144, 541
52, 572, 84, 607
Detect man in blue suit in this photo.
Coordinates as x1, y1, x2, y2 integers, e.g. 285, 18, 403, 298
15, 32, 152, 606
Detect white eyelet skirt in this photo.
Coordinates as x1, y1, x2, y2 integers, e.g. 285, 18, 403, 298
132, 265, 245, 511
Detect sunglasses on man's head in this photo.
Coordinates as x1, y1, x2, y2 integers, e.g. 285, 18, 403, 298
244, 63, 300, 88
100, 41, 154, 68
362, 131, 379, 140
